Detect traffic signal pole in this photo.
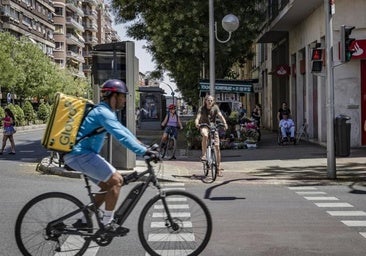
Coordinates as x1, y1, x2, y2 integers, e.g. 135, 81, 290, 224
325, 0, 336, 179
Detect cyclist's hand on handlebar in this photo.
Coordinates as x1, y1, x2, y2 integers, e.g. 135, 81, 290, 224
144, 146, 161, 163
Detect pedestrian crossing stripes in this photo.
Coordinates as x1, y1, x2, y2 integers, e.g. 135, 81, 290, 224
288, 186, 366, 240
327, 211, 366, 216
145, 182, 196, 256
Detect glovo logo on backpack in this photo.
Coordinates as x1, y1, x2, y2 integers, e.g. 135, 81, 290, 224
42, 93, 92, 153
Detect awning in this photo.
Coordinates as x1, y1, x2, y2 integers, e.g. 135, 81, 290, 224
199, 79, 257, 93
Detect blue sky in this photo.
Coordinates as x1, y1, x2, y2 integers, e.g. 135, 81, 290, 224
113, 23, 179, 96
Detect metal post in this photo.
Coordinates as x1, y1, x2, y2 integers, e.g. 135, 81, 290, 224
209, 0, 215, 97
325, 0, 336, 179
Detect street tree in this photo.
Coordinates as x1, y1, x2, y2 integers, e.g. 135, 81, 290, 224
110, 0, 263, 103
0, 32, 91, 104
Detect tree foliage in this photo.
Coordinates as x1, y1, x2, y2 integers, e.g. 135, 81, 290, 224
0, 32, 91, 105
110, 0, 263, 103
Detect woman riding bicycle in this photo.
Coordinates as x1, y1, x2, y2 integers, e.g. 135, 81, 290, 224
195, 95, 228, 176
160, 104, 183, 158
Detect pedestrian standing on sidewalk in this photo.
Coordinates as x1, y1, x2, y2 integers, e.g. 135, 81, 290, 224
251, 103, 262, 141
1, 108, 16, 155
277, 101, 291, 122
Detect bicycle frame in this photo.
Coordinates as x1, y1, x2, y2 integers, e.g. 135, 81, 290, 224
48, 159, 167, 238
17, 156, 213, 256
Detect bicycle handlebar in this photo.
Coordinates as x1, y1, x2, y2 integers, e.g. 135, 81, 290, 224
199, 123, 225, 129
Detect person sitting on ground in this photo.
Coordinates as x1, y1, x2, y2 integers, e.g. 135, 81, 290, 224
279, 111, 295, 142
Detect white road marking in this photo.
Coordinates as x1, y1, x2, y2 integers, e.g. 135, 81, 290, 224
314, 202, 353, 207
296, 191, 327, 195
327, 211, 366, 216
304, 196, 339, 201
341, 221, 366, 227
288, 186, 317, 190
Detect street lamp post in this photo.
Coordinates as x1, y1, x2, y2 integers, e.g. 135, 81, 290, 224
209, 0, 239, 97
160, 81, 175, 105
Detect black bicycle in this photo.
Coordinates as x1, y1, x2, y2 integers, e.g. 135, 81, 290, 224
200, 123, 224, 181
159, 126, 177, 160
15, 149, 212, 256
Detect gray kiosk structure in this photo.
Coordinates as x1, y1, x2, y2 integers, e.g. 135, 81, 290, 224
92, 41, 138, 170
138, 86, 166, 130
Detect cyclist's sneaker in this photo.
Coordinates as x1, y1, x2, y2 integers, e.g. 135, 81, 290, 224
72, 219, 92, 233
104, 222, 129, 236
282, 137, 288, 143
200, 156, 207, 161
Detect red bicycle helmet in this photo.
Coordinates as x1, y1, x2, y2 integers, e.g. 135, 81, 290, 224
101, 79, 128, 97
168, 104, 176, 110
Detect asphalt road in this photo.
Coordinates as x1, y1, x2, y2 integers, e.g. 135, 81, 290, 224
2, 128, 366, 255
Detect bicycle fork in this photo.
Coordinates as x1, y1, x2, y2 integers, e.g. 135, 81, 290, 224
159, 191, 180, 232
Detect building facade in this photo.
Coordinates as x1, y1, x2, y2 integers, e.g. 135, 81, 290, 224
0, 0, 120, 78
255, 0, 366, 147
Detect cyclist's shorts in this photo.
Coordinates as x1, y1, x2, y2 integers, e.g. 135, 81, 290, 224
200, 127, 219, 146
164, 126, 178, 139
64, 153, 116, 184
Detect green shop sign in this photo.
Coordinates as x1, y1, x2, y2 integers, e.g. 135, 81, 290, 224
199, 79, 256, 93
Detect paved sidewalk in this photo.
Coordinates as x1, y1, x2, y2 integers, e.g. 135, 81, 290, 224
37, 127, 366, 185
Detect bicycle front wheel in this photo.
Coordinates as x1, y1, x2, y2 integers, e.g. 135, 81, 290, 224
159, 140, 167, 158
138, 190, 212, 256
210, 147, 218, 181
164, 137, 176, 160
15, 192, 92, 256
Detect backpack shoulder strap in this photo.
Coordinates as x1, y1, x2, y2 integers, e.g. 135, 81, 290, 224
75, 104, 106, 144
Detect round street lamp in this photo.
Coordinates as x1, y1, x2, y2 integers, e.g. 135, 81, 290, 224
222, 14, 240, 33
209, 0, 239, 96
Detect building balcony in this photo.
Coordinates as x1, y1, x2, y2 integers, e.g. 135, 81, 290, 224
83, 9, 97, 19
83, 22, 98, 32
66, 33, 85, 47
66, 50, 85, 63
66, 17, 84, 32
257, 0, 322, 43
84, 36, 98, 45
82, 0, 98, 6
66, 0, 84, 16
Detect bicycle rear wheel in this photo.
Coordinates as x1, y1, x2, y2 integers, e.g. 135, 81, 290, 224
15, 192, 92, 256
164, 136, 176, 159
138, 190, 212, 256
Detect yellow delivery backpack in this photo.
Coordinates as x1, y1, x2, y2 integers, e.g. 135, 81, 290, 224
41, 92, 104, 153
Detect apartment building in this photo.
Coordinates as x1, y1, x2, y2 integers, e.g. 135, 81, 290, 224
255, 0, 366, 147
0, 0, 55, 56
0, 0, 120, 78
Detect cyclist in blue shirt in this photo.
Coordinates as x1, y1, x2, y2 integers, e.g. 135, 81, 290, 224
64, 79, 155, 235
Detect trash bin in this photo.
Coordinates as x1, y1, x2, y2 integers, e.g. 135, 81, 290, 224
334, 114, 351, 157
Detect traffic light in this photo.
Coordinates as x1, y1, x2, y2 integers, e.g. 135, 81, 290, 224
311, 47, 324, 72
340, 25, 355, 62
